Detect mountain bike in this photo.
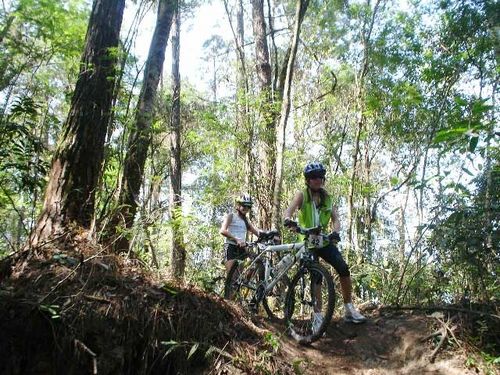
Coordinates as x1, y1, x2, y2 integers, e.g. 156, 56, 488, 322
224, 225, 336, 344
224, 231, 290, 321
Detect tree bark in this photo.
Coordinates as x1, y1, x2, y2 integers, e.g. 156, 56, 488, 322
272, 0, 310, 229
235, 0, 254, 191
111, 0, 176, 252
169, 3, 185, 280
31, 0, 125, 245
252, 0, 275, 228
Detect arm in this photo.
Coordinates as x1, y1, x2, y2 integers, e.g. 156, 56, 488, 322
284, 191, 303, 221
247, 221, 260, 237
331, 205, 341, 232
330, 205, 341, 240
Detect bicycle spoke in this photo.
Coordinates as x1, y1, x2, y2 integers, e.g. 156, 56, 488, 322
285, 262, 335, 344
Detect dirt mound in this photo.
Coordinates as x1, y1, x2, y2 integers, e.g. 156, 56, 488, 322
0, 235, 293, 375
1, 234, 497, 374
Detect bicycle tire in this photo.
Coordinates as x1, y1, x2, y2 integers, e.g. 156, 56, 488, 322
262, 275, 291, 321
284, 262, 335, 344
224, 260, 264, 314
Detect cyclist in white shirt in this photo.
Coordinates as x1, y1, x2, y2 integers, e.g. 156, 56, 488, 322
220, 194, 262, 275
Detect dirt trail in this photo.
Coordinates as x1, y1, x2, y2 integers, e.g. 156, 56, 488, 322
0, 238, 495, 375
261, 311, 480, 375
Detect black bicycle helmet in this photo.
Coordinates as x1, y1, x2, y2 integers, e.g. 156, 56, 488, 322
303, 162, 326, 179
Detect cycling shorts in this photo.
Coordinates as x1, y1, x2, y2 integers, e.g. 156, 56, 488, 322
224, 243, 246, 262
313, 242, 350, 277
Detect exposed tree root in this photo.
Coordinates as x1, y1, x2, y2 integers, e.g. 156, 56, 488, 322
420, 314, 460, 363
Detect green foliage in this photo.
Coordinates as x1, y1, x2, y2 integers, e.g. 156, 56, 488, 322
433, 97, 495, 153
263, 332, 280, 353
1, 0, 89, 91
0, 0, 90, 254
0, 96, 50, 255
39, 304, 60, 319
426, 163, 499, 302
0, 97, 48, 194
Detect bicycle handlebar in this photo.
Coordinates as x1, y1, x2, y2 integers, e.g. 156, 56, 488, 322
284, 220, 339, 243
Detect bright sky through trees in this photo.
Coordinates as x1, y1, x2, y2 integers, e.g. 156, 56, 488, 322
122, 1, 231, 94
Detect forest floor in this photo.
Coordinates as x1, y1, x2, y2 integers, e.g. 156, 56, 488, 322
257, 309, 497, 375
0, 233, 498, 374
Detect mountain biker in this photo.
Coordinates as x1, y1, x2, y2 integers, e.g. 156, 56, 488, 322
284, 162, 367, 331
220, 194, 262, 275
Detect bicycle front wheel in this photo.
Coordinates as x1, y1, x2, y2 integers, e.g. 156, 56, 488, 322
262, 275, 290, 321
224, 260, 265, 314
284, 262, 335, 344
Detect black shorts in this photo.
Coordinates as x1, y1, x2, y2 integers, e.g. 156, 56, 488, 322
313, 242, 350, 277
224, 243, 246, 262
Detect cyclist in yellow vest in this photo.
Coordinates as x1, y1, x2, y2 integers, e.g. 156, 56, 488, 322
284, 162, 366, 330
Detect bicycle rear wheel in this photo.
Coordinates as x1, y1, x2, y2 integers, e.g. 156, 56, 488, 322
224, 261, 265, 314
284, 262, 335, 344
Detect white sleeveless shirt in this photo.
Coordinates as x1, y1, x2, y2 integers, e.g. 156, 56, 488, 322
225, 211, 248, 244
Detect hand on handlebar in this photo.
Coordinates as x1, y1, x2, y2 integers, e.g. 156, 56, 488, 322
329, 232, 341, 243
258, 230, 279, 240
284, 218, 298, 230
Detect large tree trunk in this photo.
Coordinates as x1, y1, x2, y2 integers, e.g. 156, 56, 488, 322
251, 0, 275, 229
31, 0, 125, 245
272, 0, 309, 230
111, 0, 176, 252
169, 4, 185, 280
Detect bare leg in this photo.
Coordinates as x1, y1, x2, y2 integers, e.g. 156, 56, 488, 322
339, 276, 352, 303
225, 259, 236, 275
225, 259, 239, 299
314, 276, 352, 311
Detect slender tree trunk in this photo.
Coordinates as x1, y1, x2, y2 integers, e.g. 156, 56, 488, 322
347, 0, 381, 255
236, 0, 254, 191
267, 0, 279, 94
399, 187, 410, 263
252, 0, 275, 228
31, 0, 125, 246
347, 113, 363, 254
111, 0, 176, 252
169, 4, 185, 280
362, 138, 373, 259
224, 0, 253, 191
272, 0, 310, 229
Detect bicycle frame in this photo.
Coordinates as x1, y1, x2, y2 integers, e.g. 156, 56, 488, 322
233, 225, 328, 303
242, 241, 310, 299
